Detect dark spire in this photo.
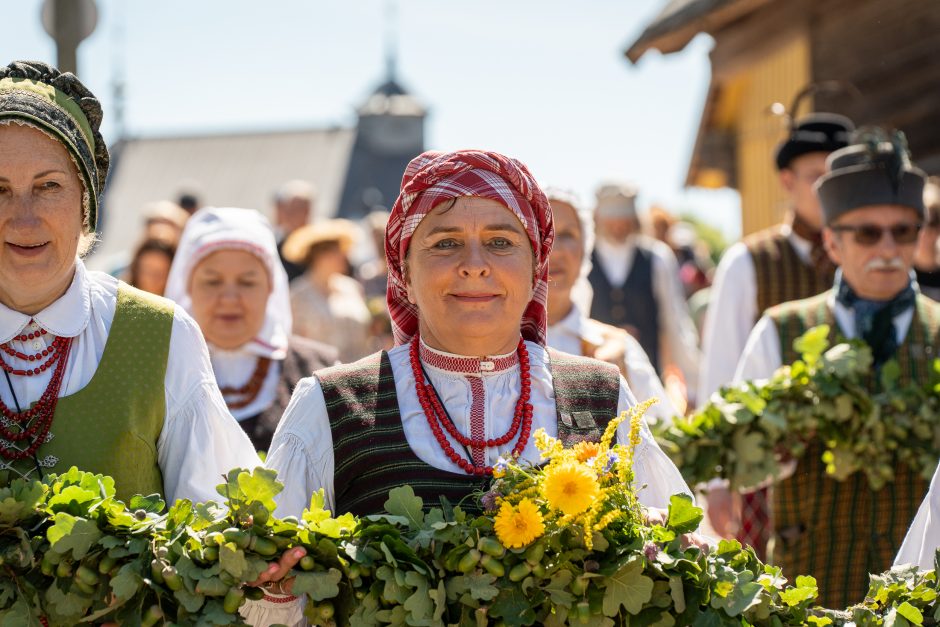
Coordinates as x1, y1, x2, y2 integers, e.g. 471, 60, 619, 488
374, 0, 406, 96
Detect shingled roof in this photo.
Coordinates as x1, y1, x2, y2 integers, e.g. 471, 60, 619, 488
625, 0, 771, 62
88, 127, 355, 271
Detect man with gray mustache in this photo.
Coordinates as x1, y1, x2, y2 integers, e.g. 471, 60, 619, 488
732, 129, 938, 608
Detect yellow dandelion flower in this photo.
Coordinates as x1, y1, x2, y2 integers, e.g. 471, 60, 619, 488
494, 499, 545, 548
542, 461, 600, 516
573, 440, 602, 463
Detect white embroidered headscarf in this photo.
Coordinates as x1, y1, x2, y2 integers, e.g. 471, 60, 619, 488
164, 207, 291, 359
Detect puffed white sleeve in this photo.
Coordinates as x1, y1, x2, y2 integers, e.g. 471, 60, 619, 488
614, 378, 693, 510
238, 595, 304, 627
265, 376, 336, 518
158, 306, 263, 505
239, 377, 337, 627
622, 334, 677, 424
697, 243, 758, 406
732, 314, 783, 384
895, 461, 940, 570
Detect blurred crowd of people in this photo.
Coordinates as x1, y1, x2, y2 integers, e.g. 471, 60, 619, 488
109, 160, 940, 439
114, 172, 940, 412
110, 177, 726, 410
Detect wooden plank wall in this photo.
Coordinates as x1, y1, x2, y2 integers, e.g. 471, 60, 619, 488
812, 0, 940, 173
733, 32, 812, 236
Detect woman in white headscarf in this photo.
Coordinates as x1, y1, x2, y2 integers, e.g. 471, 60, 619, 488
165, 207, 337, 451
544, 188, 678, 423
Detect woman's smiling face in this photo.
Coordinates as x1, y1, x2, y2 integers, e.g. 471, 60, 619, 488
405, 196, 535, 356
0, 123, 85, 314
188, 249, 272, 350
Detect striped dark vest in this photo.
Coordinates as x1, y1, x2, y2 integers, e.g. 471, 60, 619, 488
588, 247, 660, 372
768, 291, 940, 608
318, 349, 621, 517
744, 225, 834, 318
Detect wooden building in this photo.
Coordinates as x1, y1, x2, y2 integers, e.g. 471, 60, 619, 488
627, 0, 940, 235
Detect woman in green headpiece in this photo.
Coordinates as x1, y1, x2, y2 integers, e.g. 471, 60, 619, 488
0, 60, 261, 504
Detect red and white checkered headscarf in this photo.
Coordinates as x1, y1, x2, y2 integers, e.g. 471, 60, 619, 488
386, 150, 554, 347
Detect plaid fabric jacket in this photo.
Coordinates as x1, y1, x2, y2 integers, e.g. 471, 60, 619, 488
768, 291, 940, 608
744, 225, 835, 318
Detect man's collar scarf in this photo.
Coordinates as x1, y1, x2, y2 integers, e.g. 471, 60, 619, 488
834, 269, 916, 367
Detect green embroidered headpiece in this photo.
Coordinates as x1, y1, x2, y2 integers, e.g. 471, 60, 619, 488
0, 60, 110, 231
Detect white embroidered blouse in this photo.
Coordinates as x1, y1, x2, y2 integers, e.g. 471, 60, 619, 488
0, 260, 262, 504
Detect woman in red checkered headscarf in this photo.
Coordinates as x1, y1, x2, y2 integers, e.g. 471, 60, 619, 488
254, 151, 694, 620
384, 150, 554, 348
255, 149, 695, 621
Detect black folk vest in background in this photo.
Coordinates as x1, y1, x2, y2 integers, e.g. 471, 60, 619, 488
744, 225, 834, 319
318, 349, 622, 517
767, 291, 940, 609
588, 246, 660, 373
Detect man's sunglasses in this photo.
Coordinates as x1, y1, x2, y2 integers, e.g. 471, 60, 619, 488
830, 223, 922, 246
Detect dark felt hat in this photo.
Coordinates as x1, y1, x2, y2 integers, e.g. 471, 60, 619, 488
774, 112, 855, 170
815, 129, 927, 224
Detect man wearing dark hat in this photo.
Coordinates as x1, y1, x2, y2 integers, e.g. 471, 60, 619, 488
698, 113, 854, 550
734, 130, 939, 607
588, 183, 700, 395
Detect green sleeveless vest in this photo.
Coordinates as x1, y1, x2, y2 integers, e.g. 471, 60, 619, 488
4, 284, 172, 502
767, 290, 940, 608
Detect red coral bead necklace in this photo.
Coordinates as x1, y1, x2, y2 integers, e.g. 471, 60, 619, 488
0, 321, 74, 462
219, 357, 271, 410
409, 333, 533, 476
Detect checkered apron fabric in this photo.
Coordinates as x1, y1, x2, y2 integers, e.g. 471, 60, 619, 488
738, 489, 772, 560
385, 150, 554, 347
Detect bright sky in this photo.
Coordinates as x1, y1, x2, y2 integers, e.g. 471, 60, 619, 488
2, 0, 742, 240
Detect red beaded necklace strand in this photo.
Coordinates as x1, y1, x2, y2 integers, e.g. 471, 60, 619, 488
0, 331, 69, 376
219, 357, 271, 410
0, 326, 74, 462
409, 334, 533, 476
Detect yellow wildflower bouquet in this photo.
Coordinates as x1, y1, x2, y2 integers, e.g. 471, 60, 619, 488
488, 399, 651, 553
